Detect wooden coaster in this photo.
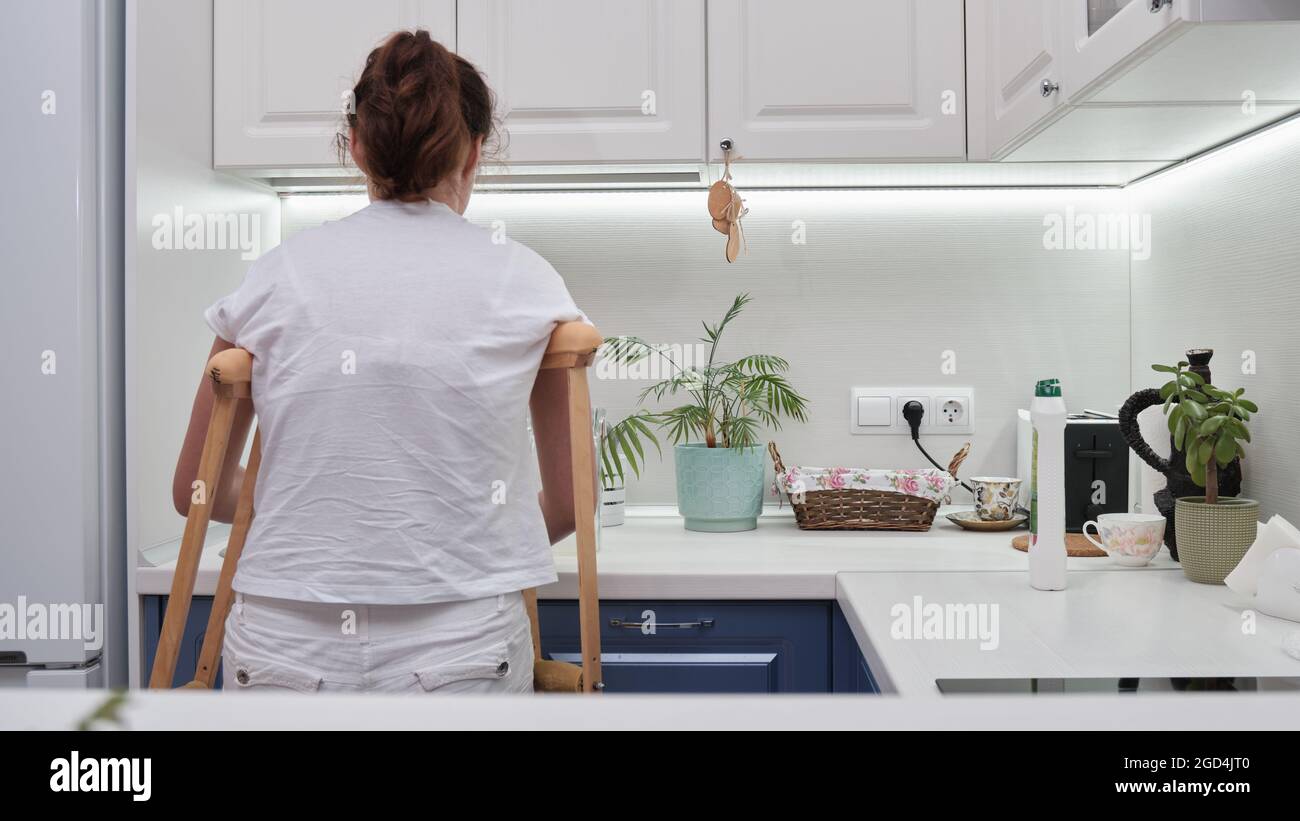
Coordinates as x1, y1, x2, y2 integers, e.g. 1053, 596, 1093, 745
1011, 533, 1106, 557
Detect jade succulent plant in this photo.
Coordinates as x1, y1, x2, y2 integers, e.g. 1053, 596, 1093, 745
1153, 360, 1257, 504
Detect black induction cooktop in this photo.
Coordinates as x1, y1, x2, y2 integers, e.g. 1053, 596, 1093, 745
935, 677, 1300, 694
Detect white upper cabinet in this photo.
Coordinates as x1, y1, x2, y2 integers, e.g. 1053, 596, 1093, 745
456, 0, 706, 164
1066, 0, 1300, 106
210, 0, 1300, 179
971, 1, 1300, 163
1060, 0, 1192, 100
706, 0, 966, 162
965, 0, 1064, 160
214, 0, 456, 169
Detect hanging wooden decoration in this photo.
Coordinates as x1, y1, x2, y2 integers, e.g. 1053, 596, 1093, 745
707, 140, 748, 263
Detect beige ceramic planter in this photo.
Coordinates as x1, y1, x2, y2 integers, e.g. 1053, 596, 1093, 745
1174, 497, 1259, 584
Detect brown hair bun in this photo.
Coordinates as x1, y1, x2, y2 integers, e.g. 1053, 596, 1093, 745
344, 29, 496, 202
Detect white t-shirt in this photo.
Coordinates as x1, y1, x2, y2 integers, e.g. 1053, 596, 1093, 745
204, 198, 584, 604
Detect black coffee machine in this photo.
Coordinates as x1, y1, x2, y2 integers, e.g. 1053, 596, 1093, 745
1018, 410, 1131, 532
1064, 415, 1131, 532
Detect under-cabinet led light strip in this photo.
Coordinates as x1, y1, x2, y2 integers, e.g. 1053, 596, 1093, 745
278, 110, 1300, 203
1123, 110, 1300, 191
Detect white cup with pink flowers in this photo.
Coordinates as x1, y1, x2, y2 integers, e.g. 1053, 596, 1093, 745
1081, 513, 1167, 566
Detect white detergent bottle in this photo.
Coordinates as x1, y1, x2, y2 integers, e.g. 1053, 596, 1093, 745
1029, 378, 1067, 591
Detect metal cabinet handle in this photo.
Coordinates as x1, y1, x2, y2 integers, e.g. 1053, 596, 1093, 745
1040, 79, 1060, 98
1149, 0, 1172, 12
609, 618, 715, 629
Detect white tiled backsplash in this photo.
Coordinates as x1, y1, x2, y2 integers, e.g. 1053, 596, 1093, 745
1128, 121, 1300, 525
282, 188, 1134, 504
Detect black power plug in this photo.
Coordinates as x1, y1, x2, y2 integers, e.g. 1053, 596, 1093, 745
902, 399, 972, 494
902, 400, 926, 441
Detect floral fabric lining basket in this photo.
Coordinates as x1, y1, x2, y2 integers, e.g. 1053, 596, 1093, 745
768, 442, 970, 532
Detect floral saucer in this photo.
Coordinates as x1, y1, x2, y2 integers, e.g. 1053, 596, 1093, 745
946, 510, 1028, 532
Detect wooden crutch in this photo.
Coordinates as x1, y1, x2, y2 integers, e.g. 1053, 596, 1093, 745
149, 347, 257, 689
149, 323, 604, 694
527, 321, 604, 693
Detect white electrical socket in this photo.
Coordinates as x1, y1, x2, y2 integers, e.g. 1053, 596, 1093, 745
936, 397, 967, 426
850, 387, 974, 435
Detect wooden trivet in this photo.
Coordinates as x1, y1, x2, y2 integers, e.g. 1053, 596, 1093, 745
1011, 533, 1106, 557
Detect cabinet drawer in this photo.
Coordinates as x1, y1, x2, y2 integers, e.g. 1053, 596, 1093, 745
537, 600, 830, 693
548, 651, 780, 693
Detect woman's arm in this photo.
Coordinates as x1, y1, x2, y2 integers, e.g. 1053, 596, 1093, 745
172, 335, 255, 523
529, 368, 597, 545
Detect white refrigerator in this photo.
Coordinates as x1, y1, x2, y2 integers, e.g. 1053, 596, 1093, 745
0, 0, 126, 688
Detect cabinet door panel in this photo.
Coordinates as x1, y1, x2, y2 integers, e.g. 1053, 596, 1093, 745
214, 0, 456, 168
457, 0, 706, 164
707, 0, 965, 161
1062, 0, 1196, 101
966, 0, 1063, 160
142, 596, 221, 690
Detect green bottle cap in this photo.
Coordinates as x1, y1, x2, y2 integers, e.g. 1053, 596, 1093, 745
1035, 379, 1062, 397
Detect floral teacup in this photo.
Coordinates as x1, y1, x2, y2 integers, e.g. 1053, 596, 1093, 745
1082, 513, 1166, 566
971, 477, 1022, 521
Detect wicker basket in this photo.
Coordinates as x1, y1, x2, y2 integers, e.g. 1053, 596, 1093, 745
768, 442, 969, 532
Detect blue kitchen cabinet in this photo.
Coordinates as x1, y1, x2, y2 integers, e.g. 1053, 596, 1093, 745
832, 603, 880, 694
141, 595, 222, 689
538, 600, 842, 694
141, 595, 879, 695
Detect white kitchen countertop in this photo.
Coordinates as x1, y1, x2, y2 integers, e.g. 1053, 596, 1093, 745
541, 506, 1177, 599
837, 570, 1300, 697
137, 505, 1178, 599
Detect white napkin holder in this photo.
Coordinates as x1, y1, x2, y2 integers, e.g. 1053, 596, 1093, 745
1226, 515, 1300, 624
1256, 548, 1300, 624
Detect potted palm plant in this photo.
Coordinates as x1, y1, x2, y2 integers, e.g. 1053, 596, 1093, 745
597, 410, 659, 527
1154, 361, 1260, 584
604, 294, 808, 532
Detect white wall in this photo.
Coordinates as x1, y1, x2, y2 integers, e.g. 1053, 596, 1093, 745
284, 187, 1135, 504
1128, 121, 1300, 523
129, 1, 280, 556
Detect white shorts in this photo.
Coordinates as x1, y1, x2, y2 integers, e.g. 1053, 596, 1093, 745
221, 590, 534, 694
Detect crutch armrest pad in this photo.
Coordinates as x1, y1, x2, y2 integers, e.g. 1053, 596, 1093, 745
208, 348, 253, 386
541, 323, 602, 370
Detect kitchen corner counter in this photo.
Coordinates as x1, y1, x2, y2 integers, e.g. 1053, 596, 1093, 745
837, 571, 1300, 698
133, 506, 1300, 700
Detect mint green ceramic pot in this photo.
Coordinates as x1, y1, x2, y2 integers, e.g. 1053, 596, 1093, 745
674, 443, 765, 532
